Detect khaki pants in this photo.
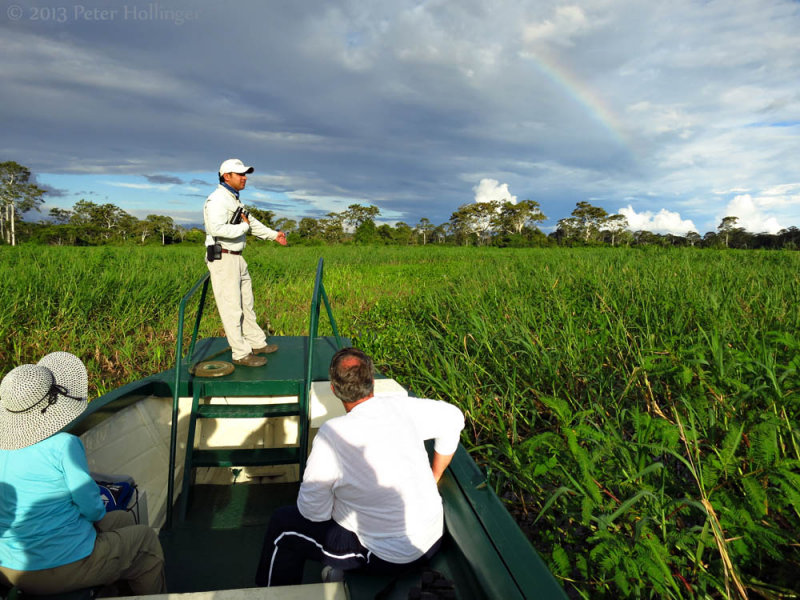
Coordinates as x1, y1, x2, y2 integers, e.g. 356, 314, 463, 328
207, 253, 267, 360
0, 511, 166, 595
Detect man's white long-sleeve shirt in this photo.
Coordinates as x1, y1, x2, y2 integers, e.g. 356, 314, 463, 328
203, 185, 278, 251
297, 392, 465, 564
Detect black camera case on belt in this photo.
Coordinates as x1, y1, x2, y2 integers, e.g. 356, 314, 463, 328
206, 242, 222, 261
207, 207, 248, 261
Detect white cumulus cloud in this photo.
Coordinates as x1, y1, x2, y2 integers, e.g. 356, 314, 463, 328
104, 181, 175, 192
618, 205, 698, 235
473, 178, 517, 204
523, 5, 591, 47
754, 183, 800, 208
721, 194, 784, 234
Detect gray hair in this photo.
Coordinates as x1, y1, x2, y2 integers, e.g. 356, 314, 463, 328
329, 348, 374, 404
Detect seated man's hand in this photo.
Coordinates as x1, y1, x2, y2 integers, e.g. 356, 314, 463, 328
276, 231, 288, 246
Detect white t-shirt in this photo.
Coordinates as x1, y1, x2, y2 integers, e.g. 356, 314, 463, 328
297, 393, 464, 563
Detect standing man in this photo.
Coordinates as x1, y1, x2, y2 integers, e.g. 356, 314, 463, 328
256, 347, 465, 586
204, 158, 287, 368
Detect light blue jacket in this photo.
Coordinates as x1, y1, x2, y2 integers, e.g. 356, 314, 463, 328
0, 433, 105, 570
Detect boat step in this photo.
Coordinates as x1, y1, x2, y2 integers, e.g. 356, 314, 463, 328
191, 447, 301, 468
196, 403, 299, 419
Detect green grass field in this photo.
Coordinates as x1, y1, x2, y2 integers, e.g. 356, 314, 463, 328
2, 244, 798, 598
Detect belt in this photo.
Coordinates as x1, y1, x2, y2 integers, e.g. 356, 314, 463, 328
220, 249, 242, 255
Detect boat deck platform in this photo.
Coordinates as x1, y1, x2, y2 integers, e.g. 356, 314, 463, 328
177, 335, 347, 398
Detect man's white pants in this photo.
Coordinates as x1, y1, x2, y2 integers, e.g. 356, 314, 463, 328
207, 253, 267, 360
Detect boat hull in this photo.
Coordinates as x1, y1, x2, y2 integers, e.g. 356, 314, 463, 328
62, 340, 566, 599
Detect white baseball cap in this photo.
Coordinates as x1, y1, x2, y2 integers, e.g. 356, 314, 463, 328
218, 158, 254, 176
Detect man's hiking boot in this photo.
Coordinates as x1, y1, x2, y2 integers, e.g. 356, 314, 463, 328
233, 353, 267, 367
253, 344, 279, 355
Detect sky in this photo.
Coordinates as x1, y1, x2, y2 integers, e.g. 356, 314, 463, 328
2, 0, 799, 235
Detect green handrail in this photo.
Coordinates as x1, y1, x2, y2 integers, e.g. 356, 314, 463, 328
166, 273, 210, 530
165, 259, 341, 525
307, 258, 342, 343
301, 259, 343, 474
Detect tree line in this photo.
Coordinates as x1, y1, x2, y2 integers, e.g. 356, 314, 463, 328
3, 161, 799, 249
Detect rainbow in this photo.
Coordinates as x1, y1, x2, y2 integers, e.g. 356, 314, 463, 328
527, 52, 631, 152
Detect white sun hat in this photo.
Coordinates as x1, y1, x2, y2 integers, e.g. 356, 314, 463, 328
0, 352, 88, 450
218, 158, 254, 176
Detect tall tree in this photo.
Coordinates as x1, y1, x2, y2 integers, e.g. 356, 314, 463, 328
778, 226, 800, 250
321, 212, 345, 243
492, 199, 546, 235
274, 218, 297, 234
393, 221, 413, 245
472, 202, 498, 245
572, 201, 609, 242
718, 216, 739, 248
48, 207, 73, 224
70, 199, 97, 225
94, 203, 131, 240
448, 205, 475, 245
244, 206, 275, 228
69, 199, 103, 243
415, 217, 434, 245
554, 217, 581, 244
298, 217, 322, 239
686, 231, 702, 247
449, 202, 497, 245
432, 223, 448, 244
354, 219, 378, 244
0, 162, 46, 246
376, 223, 395, 243
116, 212, 139, 241
634, 230, 662, 245
144, 214, 175, 245
342, 204, 380, 231
602, 214, 629, 247
555, 202, 611, 244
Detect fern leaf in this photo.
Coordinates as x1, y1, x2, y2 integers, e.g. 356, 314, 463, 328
551, 545, 571, 577
741, 475, 768, 518
748, 420, 780, 467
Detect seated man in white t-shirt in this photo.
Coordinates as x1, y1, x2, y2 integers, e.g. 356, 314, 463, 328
255, 347, 465, 586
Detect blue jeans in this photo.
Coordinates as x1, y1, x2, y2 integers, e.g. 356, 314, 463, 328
255, 505, 442, 586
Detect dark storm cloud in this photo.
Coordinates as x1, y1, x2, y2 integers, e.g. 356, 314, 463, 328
145, 174, 185, 185
38, 184, 69, 198
1, 0, 799, 232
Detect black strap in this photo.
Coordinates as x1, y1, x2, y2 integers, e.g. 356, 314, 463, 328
6, 381, 83, 415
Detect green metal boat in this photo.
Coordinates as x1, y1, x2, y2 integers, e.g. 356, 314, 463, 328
18, 259, 568, 599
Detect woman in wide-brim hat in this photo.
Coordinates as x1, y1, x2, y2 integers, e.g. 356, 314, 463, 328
0, 351, 88, 450
0, 352, 167, 596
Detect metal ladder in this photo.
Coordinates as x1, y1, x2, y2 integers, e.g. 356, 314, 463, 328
165, 258, 343, 528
